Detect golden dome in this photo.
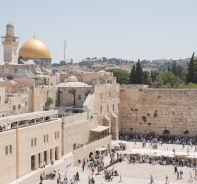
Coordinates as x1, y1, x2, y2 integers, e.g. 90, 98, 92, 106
18, 38, 51, 59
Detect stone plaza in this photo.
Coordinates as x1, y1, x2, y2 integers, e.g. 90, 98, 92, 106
42, 142, 197, 184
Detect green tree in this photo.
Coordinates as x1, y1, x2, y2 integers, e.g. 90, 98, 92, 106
135, 60, 143, 84
186, 52, 195, 84
60, 60, 66, 66
142, 71, 149, 85
153, 71, 184, 88
108, 69, 129, 84
129, 65, 136, 84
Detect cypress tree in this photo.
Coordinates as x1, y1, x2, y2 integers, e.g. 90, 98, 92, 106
135, 60, 143, 84
186, 52, 195, 84
129, 65, 136, 84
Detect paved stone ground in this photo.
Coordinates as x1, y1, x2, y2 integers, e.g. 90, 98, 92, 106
43, 142, 197, 184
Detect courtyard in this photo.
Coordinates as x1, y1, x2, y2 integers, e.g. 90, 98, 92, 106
42, 141, 197, 184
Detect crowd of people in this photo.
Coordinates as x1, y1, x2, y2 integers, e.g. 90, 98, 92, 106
120, 133, 196, 145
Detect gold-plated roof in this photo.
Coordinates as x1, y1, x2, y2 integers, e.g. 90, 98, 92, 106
18, 38, 51, 59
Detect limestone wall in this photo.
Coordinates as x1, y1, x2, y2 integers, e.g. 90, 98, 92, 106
0, 130, 16, 184
63, 116, 97, 155
120, 85, 197, 136
94, 84, 120, 134
58, 87, 93, 107
33, 86, 58, 111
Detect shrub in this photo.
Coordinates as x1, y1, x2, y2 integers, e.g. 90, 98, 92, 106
142, 116, 146, 122
148, 123, 151, 125
46, 97, 54, 105
154, 111, 158, 117
163, 129, 170, 135
184, 130, 189, 134
130, 128, 133, 131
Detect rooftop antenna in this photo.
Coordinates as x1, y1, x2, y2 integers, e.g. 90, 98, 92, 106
64, 40, 67, 62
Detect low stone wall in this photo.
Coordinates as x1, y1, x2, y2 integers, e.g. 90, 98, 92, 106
73, 135, 111, 166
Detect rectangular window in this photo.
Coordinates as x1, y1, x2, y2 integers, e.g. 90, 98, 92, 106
13, 105, 16, 110
9, 145, 12, 154
25, 101, 27, 106
34, 138, 36, 146
18, 104, 21, 109
31, 139, 33, 147
57, 131, 59, 138
5, 146, 8, 155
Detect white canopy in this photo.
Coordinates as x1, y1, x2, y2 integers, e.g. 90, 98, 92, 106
0, 110, 58, 125
95, 148, 107, 151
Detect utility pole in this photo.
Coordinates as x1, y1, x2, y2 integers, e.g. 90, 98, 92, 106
64, 40, 67, 62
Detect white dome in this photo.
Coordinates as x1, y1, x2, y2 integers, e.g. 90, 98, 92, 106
67, 76, 77, 82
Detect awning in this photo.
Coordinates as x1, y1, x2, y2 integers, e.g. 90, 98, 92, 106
91, 126, 109, 132
0, 110, 58, 125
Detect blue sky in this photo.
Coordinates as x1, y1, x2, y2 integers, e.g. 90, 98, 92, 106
0, 0, 197, 63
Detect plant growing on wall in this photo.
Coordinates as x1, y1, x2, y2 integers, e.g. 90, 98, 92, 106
46, 97, 54, 105
148, 123, 151, 125
163, 129, 170, 135
184, 130, 189, 134
154, 111, 158, 117
142, 116, 146, 122
69, 88, 76, 106
130, 128, 133, 131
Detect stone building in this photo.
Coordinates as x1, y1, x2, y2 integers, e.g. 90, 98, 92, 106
57, 76, 93, 107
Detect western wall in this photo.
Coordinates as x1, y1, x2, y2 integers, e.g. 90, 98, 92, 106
120, 85, 197, 136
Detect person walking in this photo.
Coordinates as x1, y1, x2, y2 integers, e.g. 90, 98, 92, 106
166, 175, 169, 184
40, 174, 43, 182
76, 172, 79, 181
188, 172, 193, 182
180, 170, 183, 179
119, 172, 122, 182
150, 174, 154, 184
177, 170, 179, 180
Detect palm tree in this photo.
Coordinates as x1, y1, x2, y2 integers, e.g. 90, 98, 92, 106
69, 88, 76, 106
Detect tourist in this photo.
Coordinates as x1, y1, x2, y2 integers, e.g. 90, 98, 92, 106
58, 170, 60, 178
180, 170, 183, 179
43, 160, 46, 168
166, 175, 169, 184
119, 172, 122, 182
174, 166, 177, 173
92, 167, 94, 175
150, 174, 154, 184
91, 177, 95, 184
188, 172, 193, 182
177, 170, 179, 179
40, 174, 43, 182
76, 172, 79, 181
187, 146, 190, 154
